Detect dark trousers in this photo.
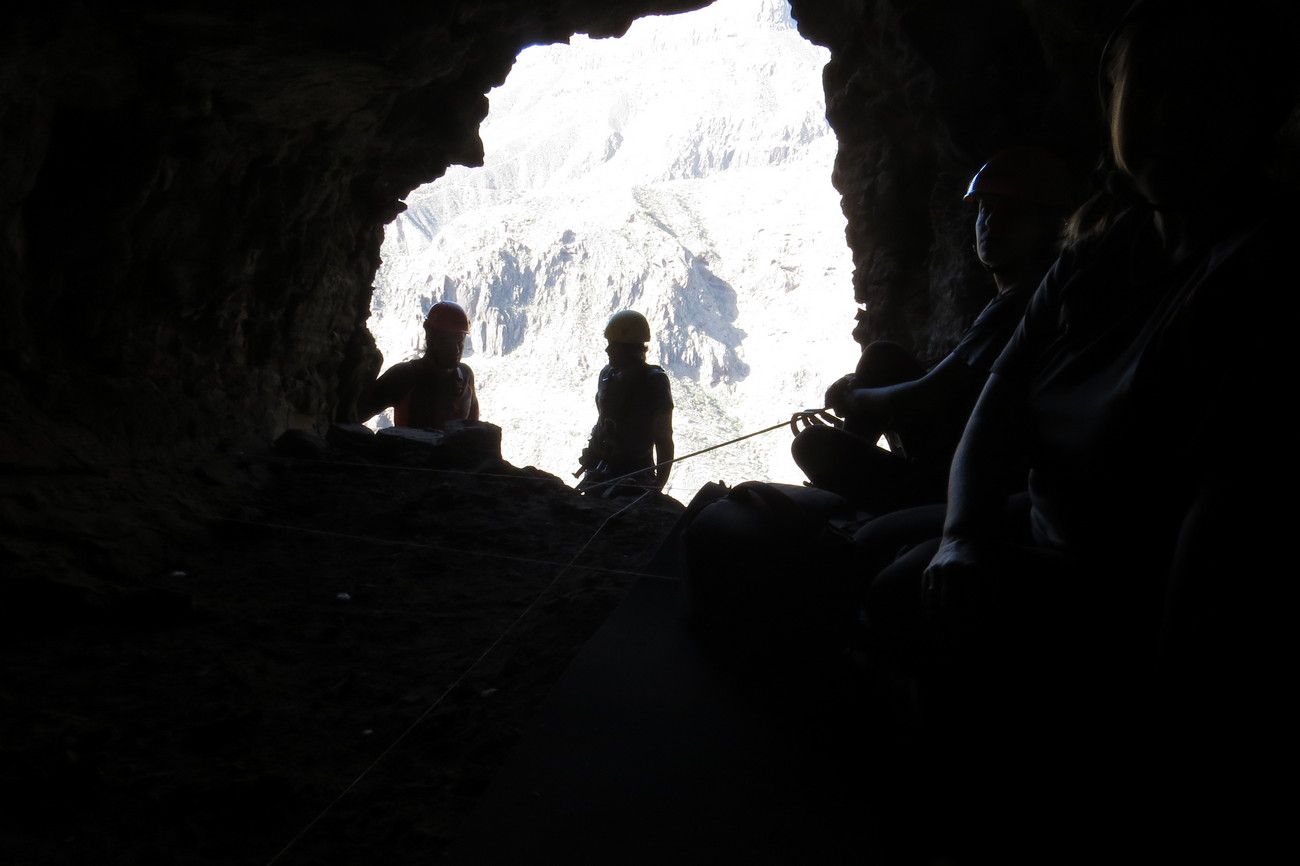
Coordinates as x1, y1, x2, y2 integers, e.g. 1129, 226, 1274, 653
792, 341, 945, 512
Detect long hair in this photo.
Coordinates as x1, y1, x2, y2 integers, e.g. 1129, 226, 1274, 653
1065, 0, 1298, 248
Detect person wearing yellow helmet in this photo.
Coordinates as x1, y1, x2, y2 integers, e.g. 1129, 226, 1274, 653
358, 300, 480, 429
577, 310, 675, 494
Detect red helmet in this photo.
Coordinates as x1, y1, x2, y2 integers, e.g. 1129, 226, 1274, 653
423, 300, 470, 334
964, 147, 1077, 210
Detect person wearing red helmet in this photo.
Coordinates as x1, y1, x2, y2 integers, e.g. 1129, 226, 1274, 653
358, 300, 480, 429
792, 147, 1077, 513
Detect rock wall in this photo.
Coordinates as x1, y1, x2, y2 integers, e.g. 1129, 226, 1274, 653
791, 0, 1128, 359
0, 2, 710, 459
1, 0, 1136, 584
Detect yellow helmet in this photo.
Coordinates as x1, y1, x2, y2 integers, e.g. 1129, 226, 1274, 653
604, 310, 651, 344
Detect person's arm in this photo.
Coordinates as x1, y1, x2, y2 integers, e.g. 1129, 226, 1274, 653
921, 374, 1028, 611
464, 366, 480, 421
919, 249, 1071, 610
841, 353, 981, 431
357, 365, 408, 423
652, 409, 674, 491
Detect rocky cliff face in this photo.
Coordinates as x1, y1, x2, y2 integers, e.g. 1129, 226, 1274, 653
0, 0, 707, 584
370, 0, 858, 495
2, 0, 1140, 585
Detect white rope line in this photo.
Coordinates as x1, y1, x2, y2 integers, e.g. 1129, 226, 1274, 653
263, 490, 652, 866
244, 410, 824, 497
221, 517, 665, 581
241, 452, 561, 483
580, 413, 818, 492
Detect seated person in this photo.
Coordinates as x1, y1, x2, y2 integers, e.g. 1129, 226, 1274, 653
358, 300, 479, 428
576, 310, 674, 494
867, 6, 1295, 856
793, 147, 1076, 514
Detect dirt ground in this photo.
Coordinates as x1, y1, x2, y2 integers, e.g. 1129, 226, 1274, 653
1, 446, 684, 865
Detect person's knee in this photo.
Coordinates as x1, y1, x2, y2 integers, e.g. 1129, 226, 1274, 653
856, 341, 924, 387
864, 538, 940, 639
853, 505, 946, 579
791, 425, 838, 473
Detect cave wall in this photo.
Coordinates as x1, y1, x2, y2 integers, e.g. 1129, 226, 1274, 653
0, 1, 709, 466
1, 0, 1136, 583
791, 0, 1128, 359
1, 1, 1132, 460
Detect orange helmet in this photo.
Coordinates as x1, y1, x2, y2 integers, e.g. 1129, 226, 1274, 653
964, 147, 1077, 210
424, 301, 470, 334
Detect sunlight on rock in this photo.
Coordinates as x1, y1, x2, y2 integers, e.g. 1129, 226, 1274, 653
370, 0, 856, 500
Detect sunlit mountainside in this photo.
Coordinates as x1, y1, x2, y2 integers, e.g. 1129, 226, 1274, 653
370, 0, 858, 499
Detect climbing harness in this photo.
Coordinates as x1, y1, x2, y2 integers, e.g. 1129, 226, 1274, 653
262, 489, 651, 866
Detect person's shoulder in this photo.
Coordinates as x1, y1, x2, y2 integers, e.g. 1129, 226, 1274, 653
645, 364, 672, 385
459, 362, 475, 379
1064, 206, 1147, 270
645, 365, 673, 405
379, 358, 420, 379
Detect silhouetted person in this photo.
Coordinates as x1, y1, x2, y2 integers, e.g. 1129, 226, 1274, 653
792, 147, 1076, 514
358, 300, 480, 428
576, 310, 674, 494
866, 2, 1297, 856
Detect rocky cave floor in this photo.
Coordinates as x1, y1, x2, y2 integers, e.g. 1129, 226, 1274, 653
1, 441, 684, 865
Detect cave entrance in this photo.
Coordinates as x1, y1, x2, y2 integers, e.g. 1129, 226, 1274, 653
368, 0, 857, 500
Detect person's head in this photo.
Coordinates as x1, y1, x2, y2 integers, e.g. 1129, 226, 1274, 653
1104, 1, 1297, 211
605, 341, 647, 368
965, 147, 1076, 278
423, 300, 470, 367
603, 310, 651, 369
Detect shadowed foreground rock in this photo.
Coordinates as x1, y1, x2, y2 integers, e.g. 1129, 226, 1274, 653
0, 447, 683, 864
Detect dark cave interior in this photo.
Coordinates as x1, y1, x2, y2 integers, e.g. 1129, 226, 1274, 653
2, 0, 1137, 589
2, 1, 1292, 863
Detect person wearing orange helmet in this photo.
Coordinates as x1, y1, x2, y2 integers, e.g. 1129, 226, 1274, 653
358, 300, 480, 429
792, 147, 1077, 513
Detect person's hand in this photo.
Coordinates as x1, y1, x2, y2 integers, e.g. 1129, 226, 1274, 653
921, 536, 995, 616
824, 374, 856, 416
789, 409, 843, 436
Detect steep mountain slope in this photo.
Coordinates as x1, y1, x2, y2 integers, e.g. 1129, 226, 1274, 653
370, 0, 858, 498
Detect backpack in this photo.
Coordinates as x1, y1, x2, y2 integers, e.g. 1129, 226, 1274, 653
682, 481, 859, 665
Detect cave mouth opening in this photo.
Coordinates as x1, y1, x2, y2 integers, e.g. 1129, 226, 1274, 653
367, 0, 858, 500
